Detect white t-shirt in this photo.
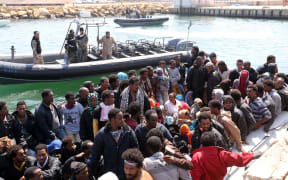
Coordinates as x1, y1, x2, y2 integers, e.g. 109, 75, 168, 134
164, 100, 181, 116
61, 102, 84, 132
100, 102, 114, 122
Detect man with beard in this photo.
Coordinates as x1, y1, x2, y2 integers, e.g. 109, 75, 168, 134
0, 145, 34, 180
187, 46, 199, 68
122, 148, 153, 180
191, 112, 229, 153
206, 62, 222, 102
274, 77, 288, 111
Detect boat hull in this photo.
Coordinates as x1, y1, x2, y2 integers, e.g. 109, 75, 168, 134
114, 17, 169, 27
0, 51, 185, 84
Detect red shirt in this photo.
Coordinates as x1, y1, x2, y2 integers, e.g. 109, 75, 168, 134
191, 146, 254, 180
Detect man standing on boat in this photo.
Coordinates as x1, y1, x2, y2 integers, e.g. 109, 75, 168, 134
97, 31, 117, 60
65, 30, 78, 63
31, 31, 44, 64
76, 27, 88, 62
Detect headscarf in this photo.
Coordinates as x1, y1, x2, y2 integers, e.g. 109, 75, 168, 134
180, 124, 190, 135
87, 93, 97, 115
213, 89, 224, 103
238, 70, 249, 96
117, 72, 128, 82
156, 68, 165, 80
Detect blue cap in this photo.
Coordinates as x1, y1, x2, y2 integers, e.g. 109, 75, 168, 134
117, 72, 128, 82
47, 139, 62, 153
176, 94, 184, 101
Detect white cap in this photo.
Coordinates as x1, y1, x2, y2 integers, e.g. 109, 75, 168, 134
98, 172, 119, 180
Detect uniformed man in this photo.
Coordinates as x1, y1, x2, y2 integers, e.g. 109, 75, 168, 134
97, 31, 117, 60
65, 30, 78, 63
76, 27, 88, 62
31, 31, 44, 64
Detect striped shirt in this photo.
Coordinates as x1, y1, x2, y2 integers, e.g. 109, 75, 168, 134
249, 97, 272, 122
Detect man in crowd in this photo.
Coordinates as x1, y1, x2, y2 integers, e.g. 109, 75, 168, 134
97, 31, 117, 60
230, 89, 256, 133
229, 59, 243, 84
83, 81, 96, 94
246, 85, 272, 131
274, 77, 288, 111
243, 61, 258, 84
168, 60, 181, 95
122, 148, 153, 180
117, 76, 151, 114
257, 55, 278, 75
12, 101, 39, 151
187, 46, 199, 68
186, 56, 208, 100
77, 87, 89, 108
263, 79, 282, 117
0, 145, 34, 180
191, 112, 229, 152
0, 101, 27, 147
143, 136, 192, 180
209, 52, 218, 68
31, 31, 43, 64
35, 89, 66, 144
95, 77, 110, 102
109, 74, 120, 91
60, 92, 84, 142
76, 27, 88, 62
34, 144, 61, 180
88, 108, 138, 179
222, 95, 248, 144
135, 110, 172, 157
139, 68, 153, 98
206, 62, 222, 102
191, 131, 261, 180
164, 92, 181, 117
24, 166, 44, 180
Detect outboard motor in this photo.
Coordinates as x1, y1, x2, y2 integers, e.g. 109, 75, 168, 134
166, 38, 183, 51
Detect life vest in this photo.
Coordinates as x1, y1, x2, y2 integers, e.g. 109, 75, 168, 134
31, 36, 42, 54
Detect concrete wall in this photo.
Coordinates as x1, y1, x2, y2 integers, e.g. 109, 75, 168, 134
170, 7, 288, 19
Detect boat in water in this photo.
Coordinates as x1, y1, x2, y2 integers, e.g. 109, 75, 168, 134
0, 19, 10, 27
0, 19, 194, 84
114, 17, 169, 27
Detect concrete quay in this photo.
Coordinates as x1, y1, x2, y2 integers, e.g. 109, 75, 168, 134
170, 6, 288, 19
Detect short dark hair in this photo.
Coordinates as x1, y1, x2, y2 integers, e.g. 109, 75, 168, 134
198, 112, 211, 123
35, 144, 48, 154
128, 70, 137, 78
237, 59, 243, 64
146, 128, 165, 143
209, 52, 216, 58
198, 51, 205, 57
145, 109, 157, 121
146, 136, 162, 154
169, 60, 176, 65
230, 89, 242, 101
122, 148, 144, 168
109, 74, 118, 84
102, 90, 113, 102
200, 107, 210, 112
256, 83, 264, 94
65, 92, 74, 100
128, 102, 141, 116
81, 140, 93, 152
244, 61, 251, 66
62, 136, 74, 148
119, 79, 129, 92
146, 66, 153, 71
267, 55, 275, 62
41, 89, 52, 98
16, 101, 26, 109
0, 101, 7, 111
100, 77, 108, 84
200, 131, 216, 147
80, 27, 84, 31
8, 145, 23, 159
129, 76, 139, 85
208, 100, 222, 110
192, 46, 199, 53
218, 61, 227, 69
247, 85, 258, 92
139, 68, 148, 75
24, 166, 40, 180
83, 81, 93, 89
108, 108, 121, 120
263, 79, 274, 88
153, 107, 162, 114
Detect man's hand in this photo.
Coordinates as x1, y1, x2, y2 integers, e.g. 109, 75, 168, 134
163, 155, 174, 164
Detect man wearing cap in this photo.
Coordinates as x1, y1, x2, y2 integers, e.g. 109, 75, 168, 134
31, 31, 44, 64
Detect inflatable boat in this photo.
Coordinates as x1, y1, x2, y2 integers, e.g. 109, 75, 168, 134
114, 17, 169, 27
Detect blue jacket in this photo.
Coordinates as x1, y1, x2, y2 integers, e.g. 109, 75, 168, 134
87, 122, 138, 179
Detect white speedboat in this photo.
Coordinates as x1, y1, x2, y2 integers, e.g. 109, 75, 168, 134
0, 19, 10, 27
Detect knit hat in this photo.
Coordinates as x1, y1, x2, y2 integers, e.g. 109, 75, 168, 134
180, 124, 190, 135
222, 95, 235, 104
71, 162, 87, 175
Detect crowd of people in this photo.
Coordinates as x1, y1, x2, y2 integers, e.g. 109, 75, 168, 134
1, 45, 288, 180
